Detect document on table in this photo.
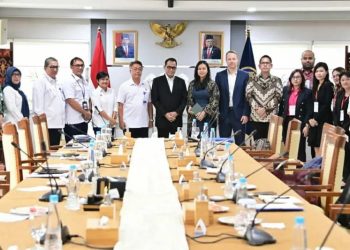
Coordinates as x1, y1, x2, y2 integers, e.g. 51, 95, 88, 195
0, 212, 28, 222
255, 203, 304, 211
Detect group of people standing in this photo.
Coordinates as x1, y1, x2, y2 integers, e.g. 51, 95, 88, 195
1, 49, 349, 181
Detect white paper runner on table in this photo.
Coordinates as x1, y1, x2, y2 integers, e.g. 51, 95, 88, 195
115, 138, 188, 250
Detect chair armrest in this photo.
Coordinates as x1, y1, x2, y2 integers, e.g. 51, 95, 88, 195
305, 191, 341, 198
293, 184, 333, 191
49, 145, 62, 150
329, 204, 350, 220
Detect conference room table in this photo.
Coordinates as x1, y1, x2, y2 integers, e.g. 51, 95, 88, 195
0, 138, 349, 250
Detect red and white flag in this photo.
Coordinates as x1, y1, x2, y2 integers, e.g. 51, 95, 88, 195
90, 29, 108, 88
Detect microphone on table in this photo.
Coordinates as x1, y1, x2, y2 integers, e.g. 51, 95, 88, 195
193, 112, 219, 156
67, 124, 95, 142
245, 151, 289, 178
11, 141, 64, 202
216, 130, 257, 183
318, 180, 350, 249
59, 130, 88, 149
245, 173, 311, 246
200, 129, 242, 169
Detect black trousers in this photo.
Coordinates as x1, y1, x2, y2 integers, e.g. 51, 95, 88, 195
250, 121, 269, 140
157, 127, 177, 138
48, 128, 62, 146
123, 127, 148, 138
64, 122, 88, 143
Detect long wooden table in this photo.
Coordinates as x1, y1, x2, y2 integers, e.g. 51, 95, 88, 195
0, 139, 349, 249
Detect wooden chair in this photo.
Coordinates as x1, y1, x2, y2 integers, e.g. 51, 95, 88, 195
280, 132, 346, 215
32, 114, 45, 155
38, 113, 61, 150
17, 118, 46, 165
0, 171, 10, 198
2, 122, 40, 189
244, 114, 284, 158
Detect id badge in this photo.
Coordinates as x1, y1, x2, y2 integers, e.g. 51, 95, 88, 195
305, 80, 310, 89
82, 101, 88, 110
314, 102, 319, 113
340, 110, 344, 122
289, 105, 296, 116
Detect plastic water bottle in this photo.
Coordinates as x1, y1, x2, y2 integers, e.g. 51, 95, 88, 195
236, 177, 248, 202
203, 122, 209, 136
44, 194, 62, 250
88, 140, 99, 177
209, 127, 215, 141
66, 165, 80, 211
223, 171, 234, 199
291, 216, 307, 250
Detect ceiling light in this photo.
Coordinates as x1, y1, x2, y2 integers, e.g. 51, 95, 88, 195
247, 7, 256, 13
84, 6, 93, 10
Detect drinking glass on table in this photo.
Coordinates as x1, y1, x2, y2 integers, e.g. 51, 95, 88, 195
80, 160, 93, 183
191, 127, 200, 139
29, 207, 47, 250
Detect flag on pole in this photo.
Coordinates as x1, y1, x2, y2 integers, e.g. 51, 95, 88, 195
239, 29, 256, 74
91, 28, 108, 88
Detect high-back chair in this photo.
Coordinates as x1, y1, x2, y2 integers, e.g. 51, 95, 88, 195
319, 123, 345, 157
283, 118, 301, 160
2, 122, 22, 188
17, 118, 46, 165
32, 114, 45, 154
38, 113, 62, 150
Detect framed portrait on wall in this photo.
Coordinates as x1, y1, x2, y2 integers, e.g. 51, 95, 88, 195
113, 30, 138, 64
199, 32, 223, 66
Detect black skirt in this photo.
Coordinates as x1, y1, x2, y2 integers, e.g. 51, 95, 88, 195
308, 123, 324, 147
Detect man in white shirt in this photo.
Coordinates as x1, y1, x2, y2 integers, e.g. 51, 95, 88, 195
62, 57, 92, 142
117, 60, 153, 138
32, 57, 65, 146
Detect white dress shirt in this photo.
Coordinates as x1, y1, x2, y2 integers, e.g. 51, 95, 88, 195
91, 86, 117, 128
32, 73, 65, 129
3, 86, 23, 123
62, 74, 91, 124
228, 70, 237, 107
117, 79, 151, 128
166, 75, 174, 93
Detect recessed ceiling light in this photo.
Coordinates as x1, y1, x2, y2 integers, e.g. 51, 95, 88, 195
247, 7, 257, 13
84, 6, 93, 10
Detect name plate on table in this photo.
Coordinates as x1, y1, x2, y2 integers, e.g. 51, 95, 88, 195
177, 181, 208, 201
86, 218, 119, 248
177, 168, 194, 180
174, 138, 185, 147
176, 155, 197, 167
182, 201, 214, 226
110, 154, 129, 164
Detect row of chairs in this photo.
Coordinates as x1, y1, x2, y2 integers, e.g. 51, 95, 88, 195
0, 113, 56, 195
243, 114, 347, 220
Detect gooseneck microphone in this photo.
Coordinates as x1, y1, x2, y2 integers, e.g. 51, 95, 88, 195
216, 130, 257, 183
200, 129, 242, 169
11, 141, 63, 202
60, 130, 88, 148
318, 183, 350, 249
94, 106, 107, 126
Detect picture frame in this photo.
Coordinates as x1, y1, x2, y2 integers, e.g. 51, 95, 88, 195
199, 31, 223, 66
113, 30, 138, 64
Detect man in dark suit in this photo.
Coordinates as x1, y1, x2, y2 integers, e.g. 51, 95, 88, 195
215, 50, 250, 144
151, 58, 187, 138
202, 35, 221, 60
115, 34, 135, 58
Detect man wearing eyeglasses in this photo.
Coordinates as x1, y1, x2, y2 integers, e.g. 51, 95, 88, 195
32, 57, 65, 146
117, 60, 153, 138
62, 57, 92, 143
246, 55, 283, 140
151, 58, 187, 138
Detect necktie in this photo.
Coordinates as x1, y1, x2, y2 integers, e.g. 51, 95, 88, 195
125, 46, 128, 57
207, 48, 211, 59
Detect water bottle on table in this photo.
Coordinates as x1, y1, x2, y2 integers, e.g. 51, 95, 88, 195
44, 194, 62, 250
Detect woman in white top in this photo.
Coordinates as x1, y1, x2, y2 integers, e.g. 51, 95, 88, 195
91, 71, 117, 136
3, 67, 30, 123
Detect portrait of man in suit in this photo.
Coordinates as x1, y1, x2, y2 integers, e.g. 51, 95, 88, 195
151, 58, 187, 138
202, 34, 221, 60
114, 31, 137, 64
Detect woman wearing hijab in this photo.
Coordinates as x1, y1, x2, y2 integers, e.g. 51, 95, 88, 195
3, 66, 30, 123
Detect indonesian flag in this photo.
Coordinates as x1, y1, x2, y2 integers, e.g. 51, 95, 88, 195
90, 29, 108, 88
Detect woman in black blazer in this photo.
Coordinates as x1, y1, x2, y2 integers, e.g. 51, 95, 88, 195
308, 62, 334, 156
278, 69, 313, 161
333, 71, 350, 181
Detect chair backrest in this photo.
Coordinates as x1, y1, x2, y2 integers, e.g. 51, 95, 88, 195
0, 171, 10, 197
39, 113, 50, 148
32, 114, 44, 154
17, 118, 35, 164
320, 123, 345, 157
320, 133, 346, 209
284, 119, 301, 159
267, 114, 283, 154
2, 122, 22, 188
